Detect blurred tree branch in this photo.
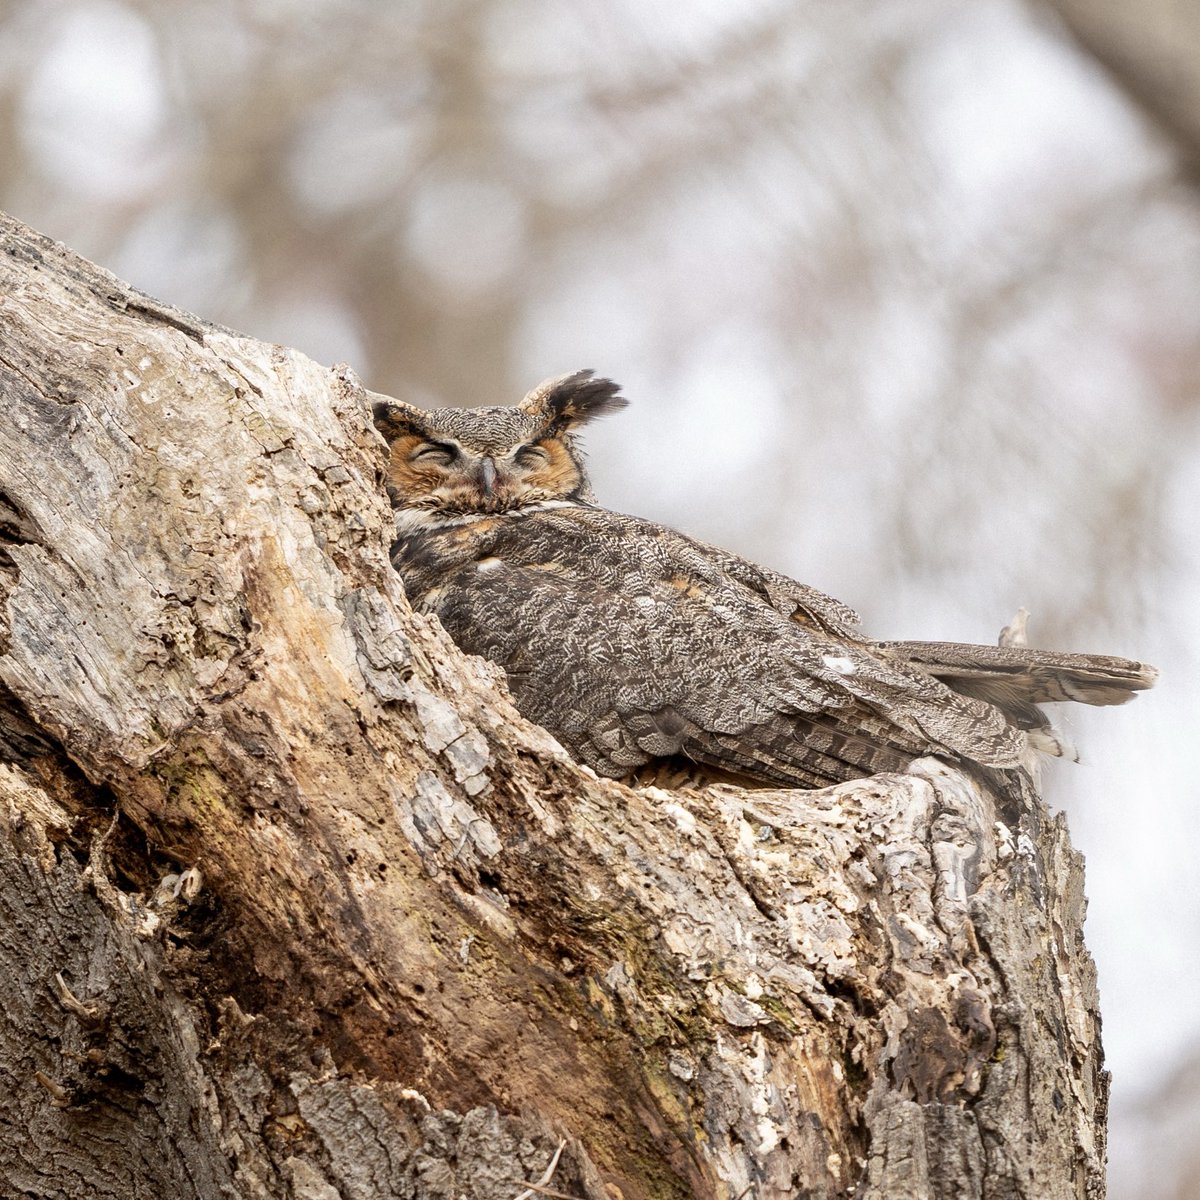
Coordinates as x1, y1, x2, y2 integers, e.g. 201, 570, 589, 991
1039, 0, 1200, 173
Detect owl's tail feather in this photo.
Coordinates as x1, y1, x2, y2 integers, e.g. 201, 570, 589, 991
877, 640, 1157, 760
879, 641, 1157, 706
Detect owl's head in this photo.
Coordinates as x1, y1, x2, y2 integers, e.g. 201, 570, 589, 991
374, 370, 626, 520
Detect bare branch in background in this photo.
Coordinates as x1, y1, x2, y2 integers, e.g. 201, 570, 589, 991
1038, 0, 1200, 172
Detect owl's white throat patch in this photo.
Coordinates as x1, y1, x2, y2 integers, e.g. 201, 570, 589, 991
391, 498, 583, 538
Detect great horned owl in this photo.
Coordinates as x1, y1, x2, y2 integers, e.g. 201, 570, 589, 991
374, 371, 1155, 792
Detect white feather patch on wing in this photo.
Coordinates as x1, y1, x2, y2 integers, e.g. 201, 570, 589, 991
822, 654, 857, 676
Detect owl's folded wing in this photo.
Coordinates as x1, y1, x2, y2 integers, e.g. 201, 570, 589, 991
464, 510, 1025, 788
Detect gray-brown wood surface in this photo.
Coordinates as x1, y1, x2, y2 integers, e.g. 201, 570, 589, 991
0, 212, 1106, 1199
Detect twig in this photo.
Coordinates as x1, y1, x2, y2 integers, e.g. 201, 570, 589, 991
34, 1071, 71, 1108
512, 1139, 567, 1200
52, 970, 106, 1027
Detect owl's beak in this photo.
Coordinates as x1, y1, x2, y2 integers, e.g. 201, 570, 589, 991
477, 456, 497, 496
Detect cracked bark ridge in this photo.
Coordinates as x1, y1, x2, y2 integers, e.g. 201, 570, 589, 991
0, 212, 1106, 1199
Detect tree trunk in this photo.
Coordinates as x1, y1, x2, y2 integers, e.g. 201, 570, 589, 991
0, 211, 1107, 1200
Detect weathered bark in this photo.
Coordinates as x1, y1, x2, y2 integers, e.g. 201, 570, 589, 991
0, 211, 1106, 1199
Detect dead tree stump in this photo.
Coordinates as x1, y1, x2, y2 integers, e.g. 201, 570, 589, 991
0, 212, 1106, 1199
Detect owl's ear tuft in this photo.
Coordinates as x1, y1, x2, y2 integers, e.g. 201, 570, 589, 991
518, 370, 627, 430
373, 400, 430, 442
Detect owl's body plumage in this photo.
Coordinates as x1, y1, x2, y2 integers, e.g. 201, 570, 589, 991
376, 373, 1155, 791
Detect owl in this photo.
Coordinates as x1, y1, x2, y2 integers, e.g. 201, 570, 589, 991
374, 371, 1156, 792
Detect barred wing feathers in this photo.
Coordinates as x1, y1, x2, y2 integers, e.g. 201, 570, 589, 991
418, 508, 1033, 788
